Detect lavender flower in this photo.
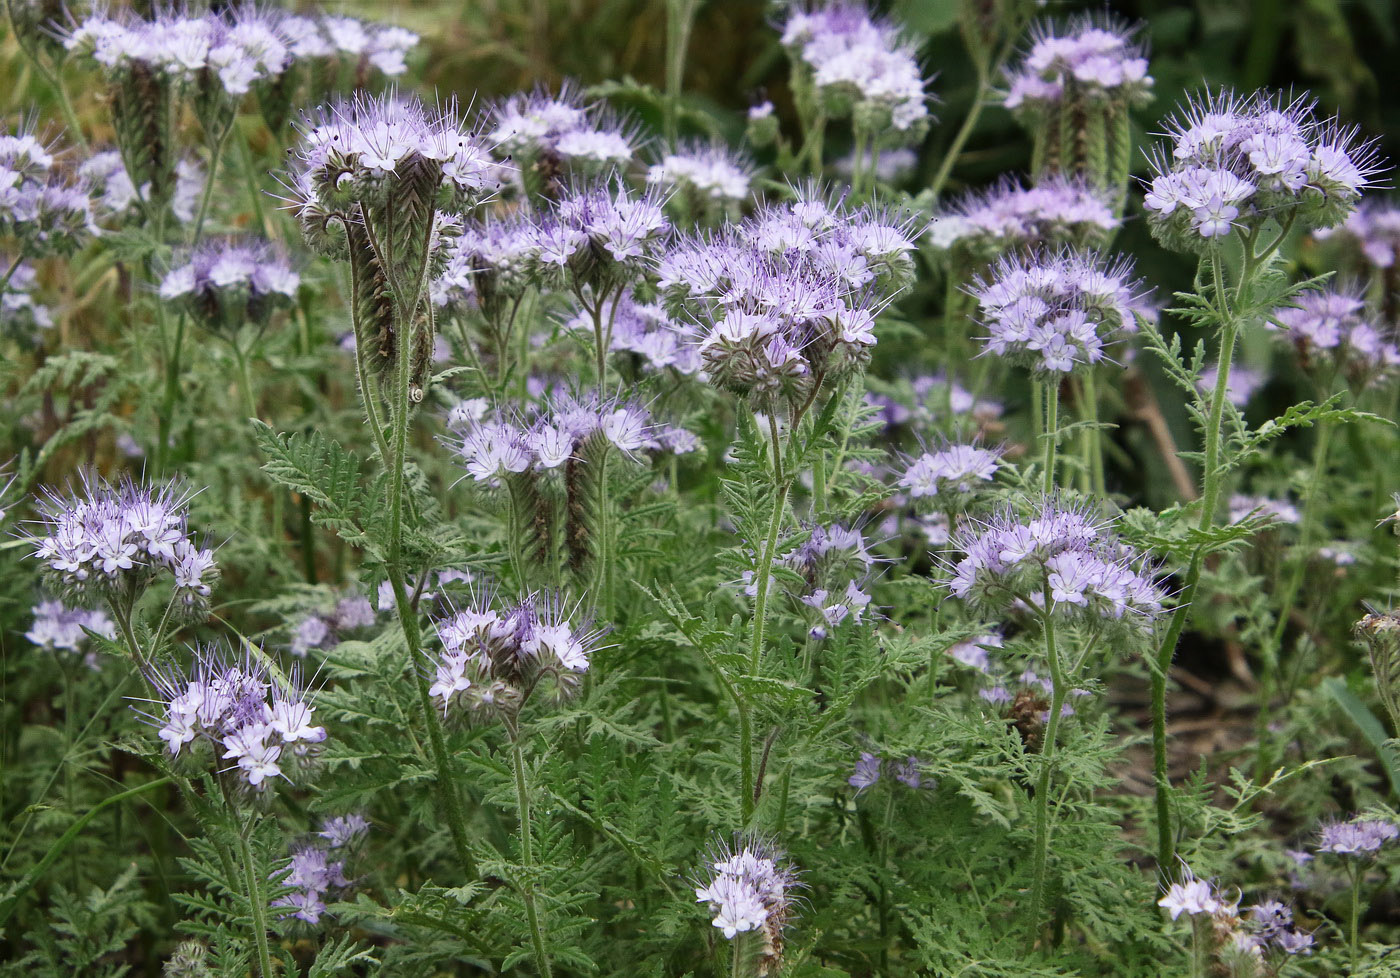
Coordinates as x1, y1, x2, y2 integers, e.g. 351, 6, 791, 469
159, 239, 299, 334
1158, 866, 1231, 920
968, 249, 1152, 375
948, 632, 1002, 672
1315, 199, 1400, 272
694, 836, 798, 969
27, 599, 116, 669
318, 814, 371, 848
532, 178, 670, 293
0, 259, 52, 341
429, 589, 607, 719
927, 175, 1118, 255
1269, 287, 1399, 388
779, 1, 930, 141
1196, 363, 1265, 407
848, 751, 882, 792
1003, 15, 1153, 116
646, 143, 753, 209
488, 82, 638, 184
0, 123, 95, 256
1315, 815, 1399, 855
898, 444, 1002, 500
142, 644, 326, 790
30, 474, 218, 621
945, 496, 1167, 628
1245, 900, 1314, 955
893, 756, 928, 789
432, 211, 541, 318
1144, 89, 1385, 250
566, 291, 700, 376
273, 818, 368, 926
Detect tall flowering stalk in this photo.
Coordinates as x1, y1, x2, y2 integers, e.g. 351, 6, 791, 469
945, 496, 1167, 939
286, 91, 494, 874
663, 189, 918, 820
1141, 88, 1384, 876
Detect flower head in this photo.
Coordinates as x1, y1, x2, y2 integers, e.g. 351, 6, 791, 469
1316, 815, 1399, 856
927, 175, 1119, 256
1004, 15, 1153, 116
1269, 286, 1399, 389
694, 835, 799, 970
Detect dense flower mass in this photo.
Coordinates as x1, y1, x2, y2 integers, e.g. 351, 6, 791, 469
695, 836, 797, 968
566, 290, 700, 375
1004, 15, 1153, 115
645, 143, 753, 207
1144, 90, 1385, 249
898, 444, 1003, 500
429, 589, 606, 717
1244, 900, 1315, 956
968, 248, 1153, 374
927, 175, 1118, 254
533, 178, 671, 291
660, 189, 919, 407
30, 475, 218, 620
1316, 199, 1400, 271
1315, 816, 1399, 855
432, 211, 541, 315
0, 123, 95, 255
143, 645, 326, 790
946, 497, 1167, 627
488, 83, 638, 175
273, 814, 369, 924
448, 389, 694, 484
27, 599, 116, 667
779, 1, 930, 140
1269, 287, 1399, 387
159, 239, 300, 332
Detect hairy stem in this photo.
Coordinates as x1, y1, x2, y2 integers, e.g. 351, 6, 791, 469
1042, 379, 1059, 494
511, 733, 553, 978
237, 819, 276, 978
1025, 605, 1067, 945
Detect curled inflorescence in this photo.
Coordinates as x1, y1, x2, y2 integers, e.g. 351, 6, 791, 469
0, 123, 95, 256
897, 443, 1003, 502
968, 248, 1153, 375
160, 239, 300, 335
660, 189, 920, 409
429, 589, 607, 719
1269, 287, 1399, 389
694, 836, 799, 971
1315, 815, 1399, 856
31, 475, 218, 621
1144, 90, 1385, 250
142, 644, 326, 791
1004, 15, 1152, 115
779, 1, 930, 142
926, 175, 1118, 255
945, 496, 1167, 628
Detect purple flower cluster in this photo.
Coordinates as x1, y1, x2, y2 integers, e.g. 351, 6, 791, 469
1159, 867, 1235, 921
694, 837, 797, 955
31, 475, 218, 620
660, 190, 919, 407
927, 175, 1118, 254
1315, 199, 1400, 271
159, 239, 300, 333
27, 599, 116, 668
897, 444, 1003, 500
429, 589, 607, 718
79, 152, 203, 225
273, 814, 369, 924
948, 632, 1003, 673
0, 124, 95, 256
1197, 363, 1265, 408
291, 93, 494, 220
1144, 90, 1384, 249
533, 178, 670, 293
449, 390, 694, 484
1, 259, 52, 340
645, 144, 753, 206
946, 497, 1167, 628
847, 751, 930, 793
769, 522, 875, 639
432, 211, 541, 316
488, 83, 637, 175
1243, 900, 1315, 956
779, 1, 930, 139
144, 645, 325, 790
564, 290, 699, 376
1315, 815, 1399, 855
1004, 16, 1152, 115
1270, 287, 1399, 388
968, 249, 1152, 375
64, 8, 414, 93
289, 592, 378, 657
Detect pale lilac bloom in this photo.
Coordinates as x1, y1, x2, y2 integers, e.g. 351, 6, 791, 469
1316, 816, 1399, 855
694, 837, 798, 943
848, 751, 882, 793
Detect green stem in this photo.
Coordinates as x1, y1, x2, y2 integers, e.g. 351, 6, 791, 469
231, 341, 258, 420
1349, 864, 1362, 967
0, 253, 24, 295
1042, 378, 1059, 494
928, 70, 990, 200
193, 117, 236, 240
1025, 604, 1067, 945
237, 819, 276, 978
1150, 248, 1242, 877
663, 0, 698, 148
511, 733, 553, 978
1082, 369, 1105, 497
